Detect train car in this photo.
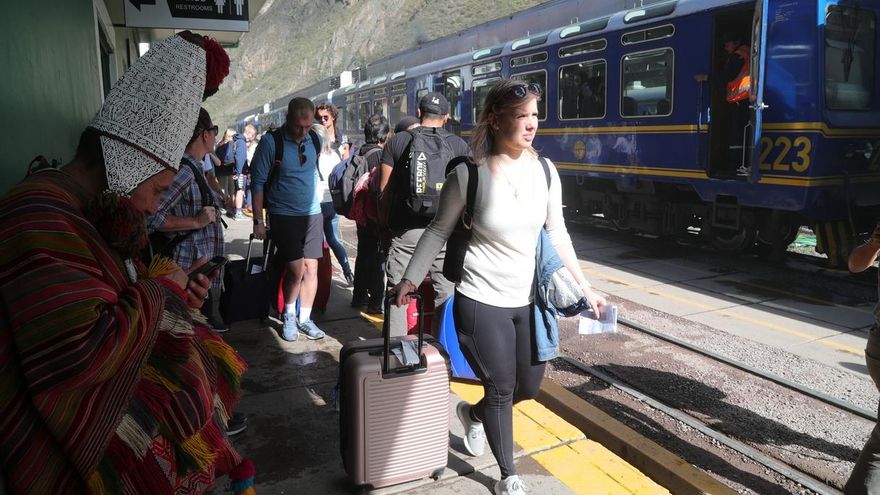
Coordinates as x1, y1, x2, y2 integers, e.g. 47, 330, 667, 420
242, 0, 880, 265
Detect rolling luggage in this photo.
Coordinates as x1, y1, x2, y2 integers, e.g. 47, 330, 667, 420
339, 293, 450, 489
221, 234, 272, 323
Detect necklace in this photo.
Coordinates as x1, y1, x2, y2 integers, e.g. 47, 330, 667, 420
497, 162, 525, 198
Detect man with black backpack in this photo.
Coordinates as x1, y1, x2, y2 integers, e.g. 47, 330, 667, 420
250, 97, 326, 342
378, 92, 470, 336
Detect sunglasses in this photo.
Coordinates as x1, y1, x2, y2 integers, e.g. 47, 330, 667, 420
298, 142, 306, 166
205, 125, 219, 135
318, 115, 333, 121
512, 83, 543, 98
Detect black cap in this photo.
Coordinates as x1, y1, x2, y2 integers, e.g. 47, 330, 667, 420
419, 92, 449, 116
394, 116, 420, 133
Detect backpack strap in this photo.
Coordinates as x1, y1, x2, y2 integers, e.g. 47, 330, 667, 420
538, 156, 551, 190
265, 128, 285, 199
446, 156, 478, 229
308, 129, 324, 181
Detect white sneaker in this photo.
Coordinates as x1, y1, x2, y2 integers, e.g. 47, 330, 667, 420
456, 401, 485, 456
494, 475, 527, 495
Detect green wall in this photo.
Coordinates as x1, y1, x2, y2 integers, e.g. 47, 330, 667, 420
0, 0, 103, 194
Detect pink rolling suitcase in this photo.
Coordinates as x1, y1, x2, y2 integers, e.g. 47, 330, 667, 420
339, 293, 450, 489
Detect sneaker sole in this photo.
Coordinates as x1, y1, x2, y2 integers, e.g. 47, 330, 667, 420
302, 332, 325, 340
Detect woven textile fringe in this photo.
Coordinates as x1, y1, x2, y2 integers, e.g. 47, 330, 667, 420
116, 414, 152, 457
180, 431, 218, 473
214, 394, 230, 426
142, 363, 181, 393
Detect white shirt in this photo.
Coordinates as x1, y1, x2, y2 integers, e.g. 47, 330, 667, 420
317, 150, 341, 203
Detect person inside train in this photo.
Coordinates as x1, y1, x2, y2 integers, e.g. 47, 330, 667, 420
845, 223, 880, 494
389, 79, 606, 495
0, 31, 256, 494
721, 32, 751, 176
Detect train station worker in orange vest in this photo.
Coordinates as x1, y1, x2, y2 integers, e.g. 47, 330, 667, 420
721, 32, 751, 175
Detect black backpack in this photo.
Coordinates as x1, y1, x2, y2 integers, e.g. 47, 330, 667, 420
329, 146, 382, 217
265, 128, 323, 206
391, 127, 456, 224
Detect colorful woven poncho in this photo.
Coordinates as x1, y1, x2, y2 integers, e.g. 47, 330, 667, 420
0, 170, 250, 494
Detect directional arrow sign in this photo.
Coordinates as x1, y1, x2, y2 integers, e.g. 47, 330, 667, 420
128, 0, 157, 11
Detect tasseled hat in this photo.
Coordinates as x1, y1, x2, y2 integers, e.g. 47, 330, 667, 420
89, 31, 229, 194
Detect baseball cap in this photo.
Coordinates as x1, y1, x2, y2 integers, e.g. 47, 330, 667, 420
419, 92, 449, 116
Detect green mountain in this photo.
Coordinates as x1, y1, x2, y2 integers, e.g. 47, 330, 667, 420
204, 0, 548, 127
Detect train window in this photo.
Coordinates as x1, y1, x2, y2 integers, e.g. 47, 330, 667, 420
345, 102, 358, 131
472, 77, 500, 121
390, 94, 407, 125
559, 17, 610, 39
372, 97, 388, 118
391, 82, 407, 93
825, 5, 875, 110
358, 101, 371, 129
511, 34, 549, 51
473, 46, 503, 61
358, 91, 370, 100
623, 0, 676, 24
510, 70, 547, 120
621, 48, 673, 117
559, 39, 607, 58
511, 52, 548, 68
442, 71, 463, 126
416, 87, 429, 102
374, 87, 387, 96
559, 60, 606, 120
621, 24, 675, 45
473, 61, 503, 76
390, 71, 406, 81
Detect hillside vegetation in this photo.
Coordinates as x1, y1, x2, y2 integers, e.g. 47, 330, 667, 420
205, 0, 546, 127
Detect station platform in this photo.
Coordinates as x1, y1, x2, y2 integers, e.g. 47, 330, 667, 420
216, 218, 734, 494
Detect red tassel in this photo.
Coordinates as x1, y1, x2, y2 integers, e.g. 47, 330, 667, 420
229, 458, 255, 481
202, 36, 229, 98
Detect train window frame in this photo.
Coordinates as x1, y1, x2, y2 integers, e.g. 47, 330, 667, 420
358, 100, 371, 129
824, 5, 875, 111
473, 60, 503, 76
558, 59, 607, 121
621, 24, 675, 46
357, 80, 371, 89
372, 76, 387, 85
623, 0, 677, 24
559, 16, 611, 39
509, 69, 548, 121
441, 69, 465, 127
390, 71, 406, 81
472, 76, 501, 122
358, 91, 370, 100
372, 97, 388, 118
559, 38, 607, 58
391, 82, 407, 93
345, 100, 359, 131
619, 47, 674, 119
511, 52, 548, 69
373, 87, 387, 96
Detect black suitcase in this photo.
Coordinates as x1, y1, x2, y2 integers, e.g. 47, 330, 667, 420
221, 234, 273, 323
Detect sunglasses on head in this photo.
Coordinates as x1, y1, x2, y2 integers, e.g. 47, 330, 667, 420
512, 83, 543, 98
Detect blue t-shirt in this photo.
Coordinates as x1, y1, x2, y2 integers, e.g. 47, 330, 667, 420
250, 129, 322, 216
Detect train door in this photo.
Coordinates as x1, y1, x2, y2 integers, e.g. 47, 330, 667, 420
706, 3, 759, 179
746, 0, 770, 183
434, 70, 463, 135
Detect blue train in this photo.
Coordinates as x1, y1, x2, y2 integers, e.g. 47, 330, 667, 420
238, 0, 880, 265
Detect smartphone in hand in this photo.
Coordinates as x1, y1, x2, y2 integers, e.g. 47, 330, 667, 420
189, 256, 228, 279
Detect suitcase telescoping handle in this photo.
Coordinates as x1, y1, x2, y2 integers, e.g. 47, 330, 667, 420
245, 233, 272, 273
382, 292, 424, 375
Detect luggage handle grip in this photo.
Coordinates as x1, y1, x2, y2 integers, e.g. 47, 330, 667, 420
382, 292, 425, 375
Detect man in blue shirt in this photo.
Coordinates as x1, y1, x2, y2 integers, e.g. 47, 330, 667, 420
251, 97, 325, 341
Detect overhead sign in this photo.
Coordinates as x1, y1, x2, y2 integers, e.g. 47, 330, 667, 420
125, 0, 249, 32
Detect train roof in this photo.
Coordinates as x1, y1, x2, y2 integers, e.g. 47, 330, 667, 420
238, 0, 754, 120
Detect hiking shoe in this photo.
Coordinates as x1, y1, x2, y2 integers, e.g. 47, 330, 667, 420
456, 401, 485, 457
210, 322, 229, 334
233, 212, 247, 221
494, 475, 527, 495
281, 313, 298, 342
298, 319, 325, 340
226, 413, 248, 436
344, 272, 355, 287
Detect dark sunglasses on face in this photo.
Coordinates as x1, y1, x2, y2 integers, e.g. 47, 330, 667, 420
512, 83, 543, 98
318, 115, 332, 121
205, 125, 219, 135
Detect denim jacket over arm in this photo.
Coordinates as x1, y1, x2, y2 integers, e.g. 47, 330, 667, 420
534, 228, 563, 361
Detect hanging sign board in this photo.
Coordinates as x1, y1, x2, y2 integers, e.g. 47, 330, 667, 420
125, 0, 249, 32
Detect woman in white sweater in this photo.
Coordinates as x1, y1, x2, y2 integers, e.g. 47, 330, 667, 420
391, 79, 606, 495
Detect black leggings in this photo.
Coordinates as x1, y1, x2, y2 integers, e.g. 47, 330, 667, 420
453, 292, 546, 478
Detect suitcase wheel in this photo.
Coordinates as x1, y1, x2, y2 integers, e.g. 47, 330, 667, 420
431, 468, 444, 481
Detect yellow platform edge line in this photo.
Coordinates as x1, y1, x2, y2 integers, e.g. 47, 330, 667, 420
538, 380, 738, 495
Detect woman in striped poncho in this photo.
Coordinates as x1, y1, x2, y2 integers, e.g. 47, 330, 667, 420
0, 32, 254, 495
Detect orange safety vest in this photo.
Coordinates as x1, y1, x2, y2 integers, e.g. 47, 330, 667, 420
726, 45, 751, 103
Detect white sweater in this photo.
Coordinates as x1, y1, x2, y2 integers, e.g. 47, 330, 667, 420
402, 155, 573, 308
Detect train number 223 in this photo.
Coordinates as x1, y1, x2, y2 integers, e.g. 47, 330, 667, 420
758, 136, 812, 172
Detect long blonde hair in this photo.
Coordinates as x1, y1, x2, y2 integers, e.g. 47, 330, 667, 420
311, 123, 334, 155
469, 79, 541, 163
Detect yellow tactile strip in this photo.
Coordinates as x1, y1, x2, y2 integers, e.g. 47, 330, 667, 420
452, 381, 670, 495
